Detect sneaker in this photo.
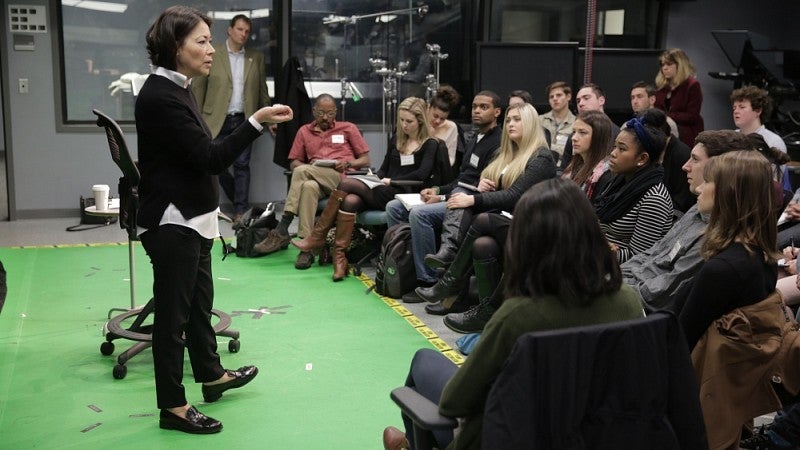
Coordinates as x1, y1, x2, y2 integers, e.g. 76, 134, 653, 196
252, 229, 290, 255
295, 251, 315, 270
401, 290, 424, 303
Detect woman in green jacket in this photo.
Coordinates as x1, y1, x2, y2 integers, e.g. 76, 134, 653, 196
383, 178, 644, 450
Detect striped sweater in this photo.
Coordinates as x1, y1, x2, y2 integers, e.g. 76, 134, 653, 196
600, 182, 673, 263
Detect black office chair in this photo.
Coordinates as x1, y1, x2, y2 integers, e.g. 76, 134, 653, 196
93, 109, 240, 379
390, 312, 708, 450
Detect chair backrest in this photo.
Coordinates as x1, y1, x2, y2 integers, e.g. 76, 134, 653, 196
92, 109, 141, 239
482, 312, 708, 450
427, 138, 457, 188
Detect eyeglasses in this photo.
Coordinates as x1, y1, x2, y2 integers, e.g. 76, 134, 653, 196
314, 110, 337, 118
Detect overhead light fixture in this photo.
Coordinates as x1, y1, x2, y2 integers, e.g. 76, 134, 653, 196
61, 0, 127, 14
376, 15, 397, 23
207, 8, 270, 20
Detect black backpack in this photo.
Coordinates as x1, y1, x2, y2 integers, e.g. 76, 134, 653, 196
234, 203, 278, 257
374, 223, 416, 299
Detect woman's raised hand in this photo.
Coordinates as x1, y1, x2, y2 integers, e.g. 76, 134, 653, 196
255, 104, 293, 125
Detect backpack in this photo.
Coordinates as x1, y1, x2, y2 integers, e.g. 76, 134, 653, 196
373, 223, 416, 299
234, 203, 278, 257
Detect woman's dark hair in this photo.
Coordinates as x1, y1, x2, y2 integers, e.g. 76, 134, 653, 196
429, 85, 461, 114
504, 178, 622, 307
636, 108, 671, 137
746, 132, 790, 167
621, 116, 667, 164
146, 6, 211, 71
508, 90, 533, 105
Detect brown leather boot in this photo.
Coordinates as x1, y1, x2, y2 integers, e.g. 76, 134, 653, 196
332, 210, 355, 282
292, 190, 346, 253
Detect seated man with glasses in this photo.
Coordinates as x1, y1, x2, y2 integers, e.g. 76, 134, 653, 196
253, 94, 370, 269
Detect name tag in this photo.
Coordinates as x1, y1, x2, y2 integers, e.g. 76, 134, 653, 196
331, 134, 345, 144
470, 154, 480, 168
555, 134, 569, 146
400, 154, 415, 166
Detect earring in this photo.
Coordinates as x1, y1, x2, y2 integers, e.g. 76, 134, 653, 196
637, 163, 643, 166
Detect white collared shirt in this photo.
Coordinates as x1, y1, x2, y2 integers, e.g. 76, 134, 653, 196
226, 40, 246, 115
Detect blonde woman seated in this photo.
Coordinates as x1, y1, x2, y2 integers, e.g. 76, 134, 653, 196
293, 97, 437, 281
422, 102, 556, 269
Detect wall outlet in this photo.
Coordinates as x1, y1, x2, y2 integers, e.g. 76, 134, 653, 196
19, 78, 28, 94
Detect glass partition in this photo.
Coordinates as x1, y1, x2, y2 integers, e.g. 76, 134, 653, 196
290, 0, 465, 124
58, 0, 275, 123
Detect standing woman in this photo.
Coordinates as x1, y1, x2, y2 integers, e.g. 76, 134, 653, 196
293, 96, 437, 281
679, 151, 779, 351
423, 103, 555, 268
136, 6, 292, 434
594, 117, 673, 263
654, 48, 704, 147
561, 110, 615, 200
428, 85, 463, 170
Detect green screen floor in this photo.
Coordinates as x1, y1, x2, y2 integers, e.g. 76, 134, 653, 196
0, 243, 462, 449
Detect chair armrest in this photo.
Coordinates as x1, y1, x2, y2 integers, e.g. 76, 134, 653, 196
390, 387, 458, 430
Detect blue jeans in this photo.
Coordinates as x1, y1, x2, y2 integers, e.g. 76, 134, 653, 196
217, 114, 253, 215
401, 348, 458, 448
771, 403, 800, 443
386, 200, 445, 285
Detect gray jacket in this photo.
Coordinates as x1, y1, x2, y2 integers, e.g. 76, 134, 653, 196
621, 204, 708, 312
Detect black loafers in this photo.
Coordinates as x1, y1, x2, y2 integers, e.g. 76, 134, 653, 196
159, 406, 222, 434
202, 365, 259, 403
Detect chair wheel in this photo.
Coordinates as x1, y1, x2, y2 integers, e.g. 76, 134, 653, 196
100, 341, 115, 356
113, 364, 127, 379
228, 339, 240, 353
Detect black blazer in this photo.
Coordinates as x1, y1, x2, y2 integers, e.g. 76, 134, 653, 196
483, 312, 708, 450
135, 74, 262, 229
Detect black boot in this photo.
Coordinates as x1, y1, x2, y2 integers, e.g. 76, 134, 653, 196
425, 208, 471, 269
444, 271, 503, 334
415, 227, 480, 303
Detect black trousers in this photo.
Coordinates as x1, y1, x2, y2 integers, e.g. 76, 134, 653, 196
140, 224, 225, 409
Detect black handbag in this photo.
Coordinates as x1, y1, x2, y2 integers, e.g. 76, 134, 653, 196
234, 203, 278, 257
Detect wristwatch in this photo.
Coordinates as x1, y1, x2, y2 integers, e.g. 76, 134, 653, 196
345, 161, 352, 169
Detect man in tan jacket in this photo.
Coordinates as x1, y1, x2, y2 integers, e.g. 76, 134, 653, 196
193, 14, 274, 221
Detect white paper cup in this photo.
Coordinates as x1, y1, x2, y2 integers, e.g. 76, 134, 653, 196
92, 184, 110, 211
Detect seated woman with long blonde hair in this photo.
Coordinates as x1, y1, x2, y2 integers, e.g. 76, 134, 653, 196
422, 103, 555, 270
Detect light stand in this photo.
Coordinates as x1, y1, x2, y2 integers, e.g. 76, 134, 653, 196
323, 4, 429, 137
424, 43, 448, 102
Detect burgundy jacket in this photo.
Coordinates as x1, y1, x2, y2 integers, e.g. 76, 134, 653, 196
655, 77, 704, 147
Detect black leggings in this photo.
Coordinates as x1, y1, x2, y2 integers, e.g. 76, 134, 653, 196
337, 177, 385, 213
470, 212, 511, 263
